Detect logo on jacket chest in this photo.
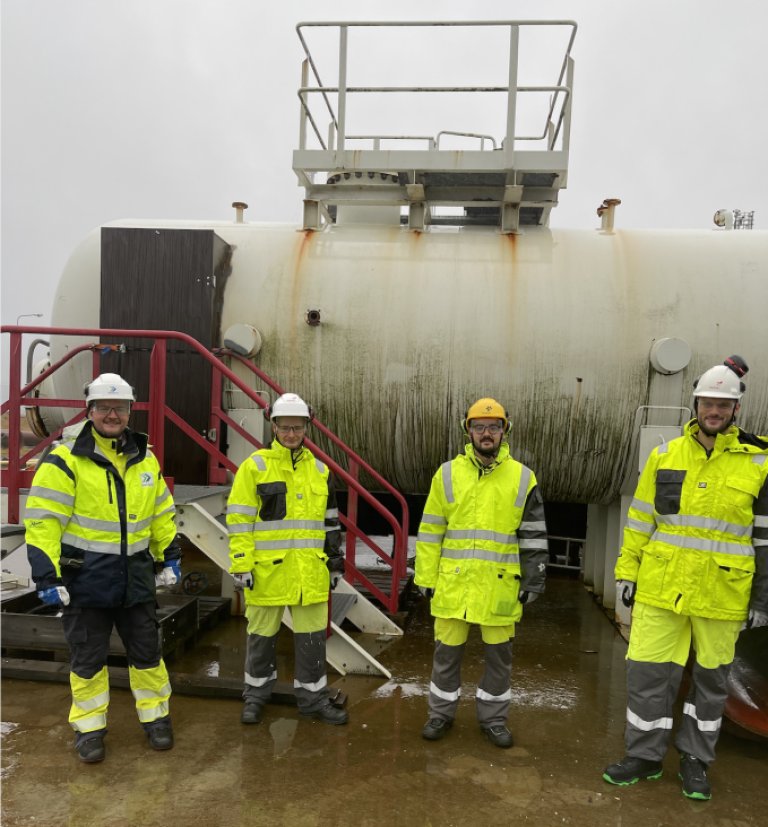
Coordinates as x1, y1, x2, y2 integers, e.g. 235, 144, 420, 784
140, 472, 154, 486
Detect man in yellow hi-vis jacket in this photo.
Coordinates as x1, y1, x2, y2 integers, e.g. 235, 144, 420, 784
603, 356, 768, 800
415, 398, 548, 749
24, 373, 181, 763
226, 393, 347, 726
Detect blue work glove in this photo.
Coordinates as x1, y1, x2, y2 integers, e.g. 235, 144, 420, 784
155, 559, 181, 588
232, 572, 254, 590
519, 590, 538, 605
618, 580, 636, 608
38, 585, 70, 606
747, 609, 768, 629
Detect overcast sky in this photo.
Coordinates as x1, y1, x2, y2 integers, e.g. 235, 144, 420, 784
2, 0, 767, 337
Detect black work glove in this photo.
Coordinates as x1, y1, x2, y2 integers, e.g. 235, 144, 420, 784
327, 555, 345, 589
618, 580, 636, 608
418, 586, 434, 599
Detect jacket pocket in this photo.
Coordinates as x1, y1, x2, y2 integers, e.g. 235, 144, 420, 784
654, 469, 686, 515
724, 476, 760, 516
701, 557, 754, 615
432, 559, 464, 612
490, 569, 520, 617
637, 547, 673, 596
59, 549, 85, 572
257, 482, 287, 521
59, 548, 87, 591
253, 555, 290, 600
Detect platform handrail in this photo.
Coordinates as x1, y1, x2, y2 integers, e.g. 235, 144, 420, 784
295, 20, 577, 154
2, 325, 408, 613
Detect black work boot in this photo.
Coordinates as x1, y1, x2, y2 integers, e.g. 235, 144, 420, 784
679, 754, 712, 800
144, 716, 174, 751
603, 755, 663, 785
301, 702, 349, 725
241, 703, 263, 725
422, 717, 453, 741
75, 730, 106, 764
481, 724, 514, 749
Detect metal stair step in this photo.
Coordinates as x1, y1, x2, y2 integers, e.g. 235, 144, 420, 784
330, 592, 358, 626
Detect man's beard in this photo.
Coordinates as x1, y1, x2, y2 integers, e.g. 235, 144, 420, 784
473, 440, 498, 458
699, 419, 733, 437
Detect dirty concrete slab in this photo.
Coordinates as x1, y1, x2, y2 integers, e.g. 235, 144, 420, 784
2, 576, 766, 827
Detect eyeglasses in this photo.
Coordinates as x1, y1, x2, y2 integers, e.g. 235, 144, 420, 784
93, 404, 130, 416
469, 423, 503, 434
698, 399, 736, 413
275, 424, 307, 434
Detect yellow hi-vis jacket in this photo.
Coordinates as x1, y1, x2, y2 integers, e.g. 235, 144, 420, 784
414, 442, 548, 625
226, 439, 341, 607
24, 422, 179, 607
616, 421, 768, 620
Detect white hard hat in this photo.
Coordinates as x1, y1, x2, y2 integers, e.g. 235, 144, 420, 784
85, 373, 135, 405
692, 364, 744, 400
267, 392, 311, 420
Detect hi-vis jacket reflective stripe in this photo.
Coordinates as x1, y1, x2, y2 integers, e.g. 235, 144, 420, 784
414, 442, 548, 625
226, 440, 341, 607
24, 422, 178, 607
616, 421, 768, 620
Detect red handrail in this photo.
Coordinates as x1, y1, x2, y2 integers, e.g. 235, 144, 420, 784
2, 325, 409, 613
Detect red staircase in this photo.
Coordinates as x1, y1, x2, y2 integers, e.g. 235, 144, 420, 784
2, 325, 409, 614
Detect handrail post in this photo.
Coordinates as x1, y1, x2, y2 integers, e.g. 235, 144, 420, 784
6, 331, 23, 524
562, 55, 574, 154
299, 58, 309, 151
504, 24, 520, 167
148, 339, 167, 469
346, 459, 359, 571
91, 346, 100, 379
208, 365, 225, 484
336, 25, 348, 154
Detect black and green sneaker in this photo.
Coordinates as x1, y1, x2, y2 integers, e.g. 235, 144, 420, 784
679, 754, 712, 800
602, 755, 663, 785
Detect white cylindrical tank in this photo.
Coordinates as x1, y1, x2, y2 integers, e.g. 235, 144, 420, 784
49, 220, 768, 501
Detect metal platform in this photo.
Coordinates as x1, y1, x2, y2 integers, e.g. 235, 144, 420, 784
0, 592, 231, 663
293, 21, 576, 232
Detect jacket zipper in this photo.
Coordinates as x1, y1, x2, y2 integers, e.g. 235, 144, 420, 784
106, 471, 114, 504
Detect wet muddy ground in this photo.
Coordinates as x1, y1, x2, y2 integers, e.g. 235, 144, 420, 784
2, 574, 766, 827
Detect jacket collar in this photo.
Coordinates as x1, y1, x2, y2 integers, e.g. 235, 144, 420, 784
268, 438, 310, 466
463, 440, 511, 472
71, 420, 147, 465
684, 419, 768, 454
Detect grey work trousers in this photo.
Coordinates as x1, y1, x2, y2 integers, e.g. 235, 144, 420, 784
427, 639, 513, 727
625, 658, 731, 765
243, 629, 328, 714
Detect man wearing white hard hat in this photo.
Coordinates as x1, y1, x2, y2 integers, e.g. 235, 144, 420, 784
603, 356, 768, 800
24, 373, 182, 763
226, 392, 347, 725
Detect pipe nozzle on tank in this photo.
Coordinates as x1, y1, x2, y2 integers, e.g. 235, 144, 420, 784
232, 201, 249, 224
597, 198, 621, 233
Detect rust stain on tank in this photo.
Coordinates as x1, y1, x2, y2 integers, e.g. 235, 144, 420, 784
287, 229, 316, 363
